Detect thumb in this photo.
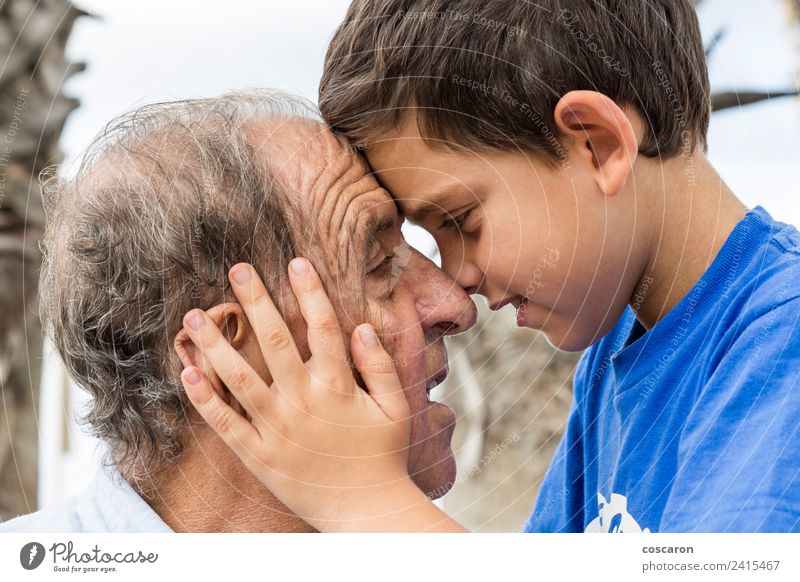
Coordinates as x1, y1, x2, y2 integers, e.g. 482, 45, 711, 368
351, 324, 409, 422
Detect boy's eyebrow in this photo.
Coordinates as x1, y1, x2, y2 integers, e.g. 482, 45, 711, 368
404, 189, 467, 222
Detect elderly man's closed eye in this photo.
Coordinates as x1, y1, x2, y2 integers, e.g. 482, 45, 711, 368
3, 91, 475, 533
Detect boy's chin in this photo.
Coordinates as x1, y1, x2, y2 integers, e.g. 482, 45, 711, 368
541, 325, 598, 353
517, 303, 592, 352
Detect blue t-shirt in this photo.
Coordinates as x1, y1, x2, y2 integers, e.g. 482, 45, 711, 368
525, 206, 800, 533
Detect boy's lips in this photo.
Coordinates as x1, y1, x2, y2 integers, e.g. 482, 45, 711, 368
515, 297, 531, 326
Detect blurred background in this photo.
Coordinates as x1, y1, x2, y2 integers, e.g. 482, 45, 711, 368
0, 0, 797, 531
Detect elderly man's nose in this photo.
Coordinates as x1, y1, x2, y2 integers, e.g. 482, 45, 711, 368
416, 290, 478, 338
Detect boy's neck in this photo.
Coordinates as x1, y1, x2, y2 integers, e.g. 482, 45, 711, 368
632, 152, 749, 331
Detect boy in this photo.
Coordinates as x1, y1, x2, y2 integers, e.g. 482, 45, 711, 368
181, 0, 800, 532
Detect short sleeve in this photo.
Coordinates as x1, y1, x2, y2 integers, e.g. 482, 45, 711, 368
659, 297, 800, 532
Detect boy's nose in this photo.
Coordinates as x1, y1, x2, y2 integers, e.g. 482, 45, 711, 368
440, 252, 485, 297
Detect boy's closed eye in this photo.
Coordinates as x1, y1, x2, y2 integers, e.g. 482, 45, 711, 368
440, 208, 474, 232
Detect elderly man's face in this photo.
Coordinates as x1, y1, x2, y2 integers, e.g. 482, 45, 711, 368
250, 119, 477, 497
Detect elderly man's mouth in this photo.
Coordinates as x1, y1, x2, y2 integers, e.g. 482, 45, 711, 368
425, 366, 449, 403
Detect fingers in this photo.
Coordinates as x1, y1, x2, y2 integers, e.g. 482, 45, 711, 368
227, 263, 307, 390
183, 308, 275, 424
286, 258, 352, 392
351, 323, 409, 422
180, 366, 262, 456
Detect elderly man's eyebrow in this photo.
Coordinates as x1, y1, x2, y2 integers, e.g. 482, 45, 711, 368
357, 212, 399, 259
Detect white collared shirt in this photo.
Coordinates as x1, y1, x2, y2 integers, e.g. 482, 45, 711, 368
0, 464, 172, 533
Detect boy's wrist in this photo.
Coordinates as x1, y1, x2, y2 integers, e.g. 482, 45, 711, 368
323, 476, 465, 533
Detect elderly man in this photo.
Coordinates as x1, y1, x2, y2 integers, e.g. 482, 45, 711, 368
0, 91, 476, 532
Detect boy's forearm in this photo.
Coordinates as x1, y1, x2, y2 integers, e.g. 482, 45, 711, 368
324, 477, 468, 533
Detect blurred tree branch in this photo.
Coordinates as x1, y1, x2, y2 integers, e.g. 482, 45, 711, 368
713, 90, 799, 112
695, 0, 800, 111
0, 0, 85, 520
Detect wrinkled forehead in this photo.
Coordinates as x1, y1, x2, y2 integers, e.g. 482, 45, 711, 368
245, 116, 397, 281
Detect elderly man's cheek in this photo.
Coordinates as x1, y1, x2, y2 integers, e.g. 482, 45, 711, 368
363, 299, 398, 341
324, 283, 369, 338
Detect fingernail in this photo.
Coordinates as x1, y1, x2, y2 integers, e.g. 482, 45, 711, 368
186, 310, 206, 330
182, 368, 202, 385
230, 265, 251, 284
358, 324, 379, 347
290, 258, 309, 276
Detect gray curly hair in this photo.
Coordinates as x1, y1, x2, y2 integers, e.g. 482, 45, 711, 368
39, 90, 314, 488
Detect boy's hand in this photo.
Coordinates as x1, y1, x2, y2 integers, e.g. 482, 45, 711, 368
177, 259, 430, 531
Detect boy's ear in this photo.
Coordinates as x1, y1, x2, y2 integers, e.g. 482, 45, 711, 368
174, 303, 251, 403
554, 90, 640, 197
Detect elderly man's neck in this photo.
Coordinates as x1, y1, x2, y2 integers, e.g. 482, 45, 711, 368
130, 440, 316, 533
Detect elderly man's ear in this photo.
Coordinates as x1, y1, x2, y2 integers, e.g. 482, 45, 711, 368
174, 303, 270, 407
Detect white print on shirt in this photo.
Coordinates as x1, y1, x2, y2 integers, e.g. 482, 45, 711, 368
585, 492, 651, 533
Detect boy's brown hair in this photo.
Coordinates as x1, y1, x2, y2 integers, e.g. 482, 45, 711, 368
319, 0, 710, 164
